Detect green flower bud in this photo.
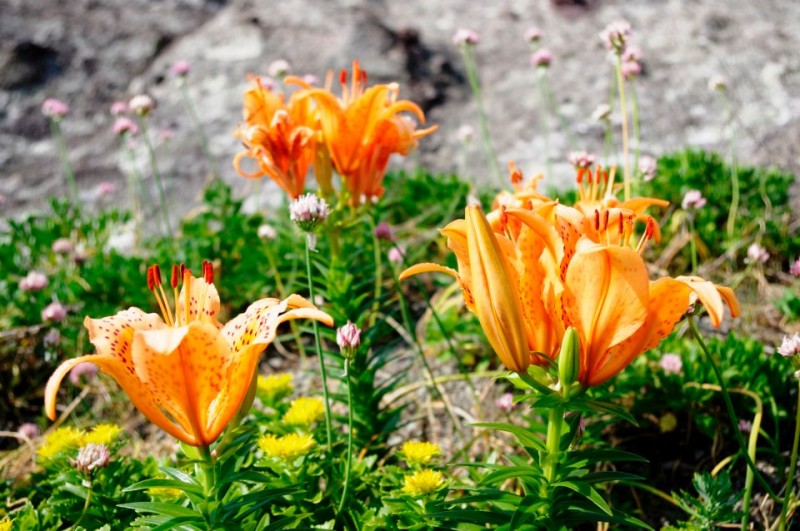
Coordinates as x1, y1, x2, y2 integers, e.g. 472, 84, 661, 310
558, 327, 581, 396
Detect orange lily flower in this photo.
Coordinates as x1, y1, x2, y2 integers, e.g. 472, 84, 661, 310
289, 61, 437, 206
234, 77, 318, 199
45, 262, 333, 446
573, 165, 668, 218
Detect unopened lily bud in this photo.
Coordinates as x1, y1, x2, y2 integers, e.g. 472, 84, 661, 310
558, 327, 581, 395
336, 321, 361, 360
72, 443, 111, 474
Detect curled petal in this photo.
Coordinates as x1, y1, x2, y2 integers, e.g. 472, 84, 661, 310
675, 276, 741, 327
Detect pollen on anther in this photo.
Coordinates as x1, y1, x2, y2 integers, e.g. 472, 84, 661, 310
171, 265, 179, 288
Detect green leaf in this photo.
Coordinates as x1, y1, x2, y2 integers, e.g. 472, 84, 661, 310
117, 502, 202, 518
122, 478, 204, 497
552, 480, 612, 516
472, 422, 545, 451
569, 397, 638, 425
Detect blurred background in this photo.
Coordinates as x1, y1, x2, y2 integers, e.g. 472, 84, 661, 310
2, 0, 799, 219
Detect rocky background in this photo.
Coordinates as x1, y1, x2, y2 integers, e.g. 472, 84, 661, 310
1, 0, 799, 220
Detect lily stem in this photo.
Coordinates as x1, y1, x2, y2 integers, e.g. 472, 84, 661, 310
366, 215, 383, 329
337, 358, 355, 517
687, 317, 782, 502
198, 444, 216, 526
778, 378, 800, 531
536, 69, 552, 183
614, 56, 632, 201
543, 405, 564, 492
305, 234, 333, 456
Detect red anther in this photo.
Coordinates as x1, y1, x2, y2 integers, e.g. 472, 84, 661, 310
500, 205, 509, 229
594, 209, 600, 231
603, 209, 610, 231
645, 218, 656, 240
339, 69, 347, 86
524, 199, 534, 210
171, 265, 179, 288
203, 260, 214, 283
360, 69, 367, 85
618, 212, 624, 234
508, 161, 523, 184
147, 266, 155, 291
576, 167, 585, 184
152, 264, 162, 287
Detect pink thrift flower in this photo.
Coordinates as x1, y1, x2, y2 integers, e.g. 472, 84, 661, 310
52, 238, 73, 254
659, 353, 683, 375
289, 194, 331, 231
267, 59, 291, 78
495, 392, 515, 413
568, 150, 597, 169
171, 60, 191, 77
777, 333, 800, 358
622, 45, 643, 63
621, 61, 641, 79
110, 101, 128, 116
638, 156, 657, 182
452, 28, 480, 46
599, 20, 632, 54
388, 246, 405, 264
524, 27, 542, 43
43, 328, 61, 347
682, 189, 707, 210
745, 243, 769, 264
97, 182, 115, 196
374, 222, 393, 241
129, 94, 155, 116
69, 362, 99, 385
531, 49, 553, 68
18, 422, 40, 440
738, 419, 752, 434
20, 271, 48, 292
41, 302, 68, 322
113, 117, 138, 136
41, 98, 69, 119
790, 258, 800, 277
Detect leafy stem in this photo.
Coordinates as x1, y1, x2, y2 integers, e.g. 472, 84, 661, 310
778, 377, 800, 531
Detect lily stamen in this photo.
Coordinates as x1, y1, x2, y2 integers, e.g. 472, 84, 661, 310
636, 218, 656, 254
147, 265, 174, 327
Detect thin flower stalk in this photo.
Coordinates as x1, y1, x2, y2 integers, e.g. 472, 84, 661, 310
779, 377, 800, 531
630, 81, 641, 196
135, 118, 172, 236
179, 83, 220, 182
337, 356, 355, 516
459, 45, 503, 187
304, 238, 333, 455
718, 89, 740, 239
536, 69, 552, 182
119, 139, 145, 249
615, 57, 632, 200
48, 120, 79, 203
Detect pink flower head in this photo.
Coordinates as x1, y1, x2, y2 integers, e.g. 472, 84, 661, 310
267, 59, 291, 78
302, 74, 319, 86
113, 117, 139, 136
790, 257, 800, 277
452, 28, 480, 46
336, 320, 362, 358
738, 419, 753, 434
44, 328, 61, 347
621, 60, 641, 79
374, 221, 393, 241
171, 60, 191, 77
622, 45, 643, 63
97, 182, 115, 197
531, 49, 553, 68
18, 422, 40, 440
708, 75, 727, 92
457, 124, 475, 143
638, 156, 657, 182
69, 361, 99, 385
495, 392, 515, 413
73, 443, 111, 474
568, 150, 597, 169
128, 94, 155, 116
682, 189, 706, 210
110, 101, 128, 116
524, 27, 542, 43
257, 224, 277, 240
20, 271, 48, 292
41, 302, 67, 322
777, 333, 800, 358
659, 353, 683, 375
600, 20, 632, 54
745, 243, 769, 264
41, 98, 69, 120
388, 246, 405, 264
289, 194, 331, 232
52, 237, 73, 254
159, 129, 174, 142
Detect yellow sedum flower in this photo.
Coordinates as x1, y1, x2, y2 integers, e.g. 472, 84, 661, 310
402, 469, 445, 497
257, 373, 294, 403
282, 396, 324, 426
37, 426, 84, 459
258, 433, 315, 460
400, 440, 441, 466
81, 423, 123, 445
0, 517, 12, 531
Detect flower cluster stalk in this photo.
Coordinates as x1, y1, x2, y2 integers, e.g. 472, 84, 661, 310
614, 57, 632, 201
179, 83, 220, 182
778, 378, 800, 531
630, 82, 641, 196
536, 70, 553, 182
49, 120, 79, 203
337, 357, 355, 516
719, 91, 740, 239
459, 45, 503, 187
305, 236, 333, 455
136, 119, 172, 237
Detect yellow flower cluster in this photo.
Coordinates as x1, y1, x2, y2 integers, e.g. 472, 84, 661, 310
257, 373, 294, 403
0, 517, 12, 531
36, 424, 123, 459
282, 396, 324, 426
258, 433, 315, 460
402, 469, 445, 497
400, 440, 441, 467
